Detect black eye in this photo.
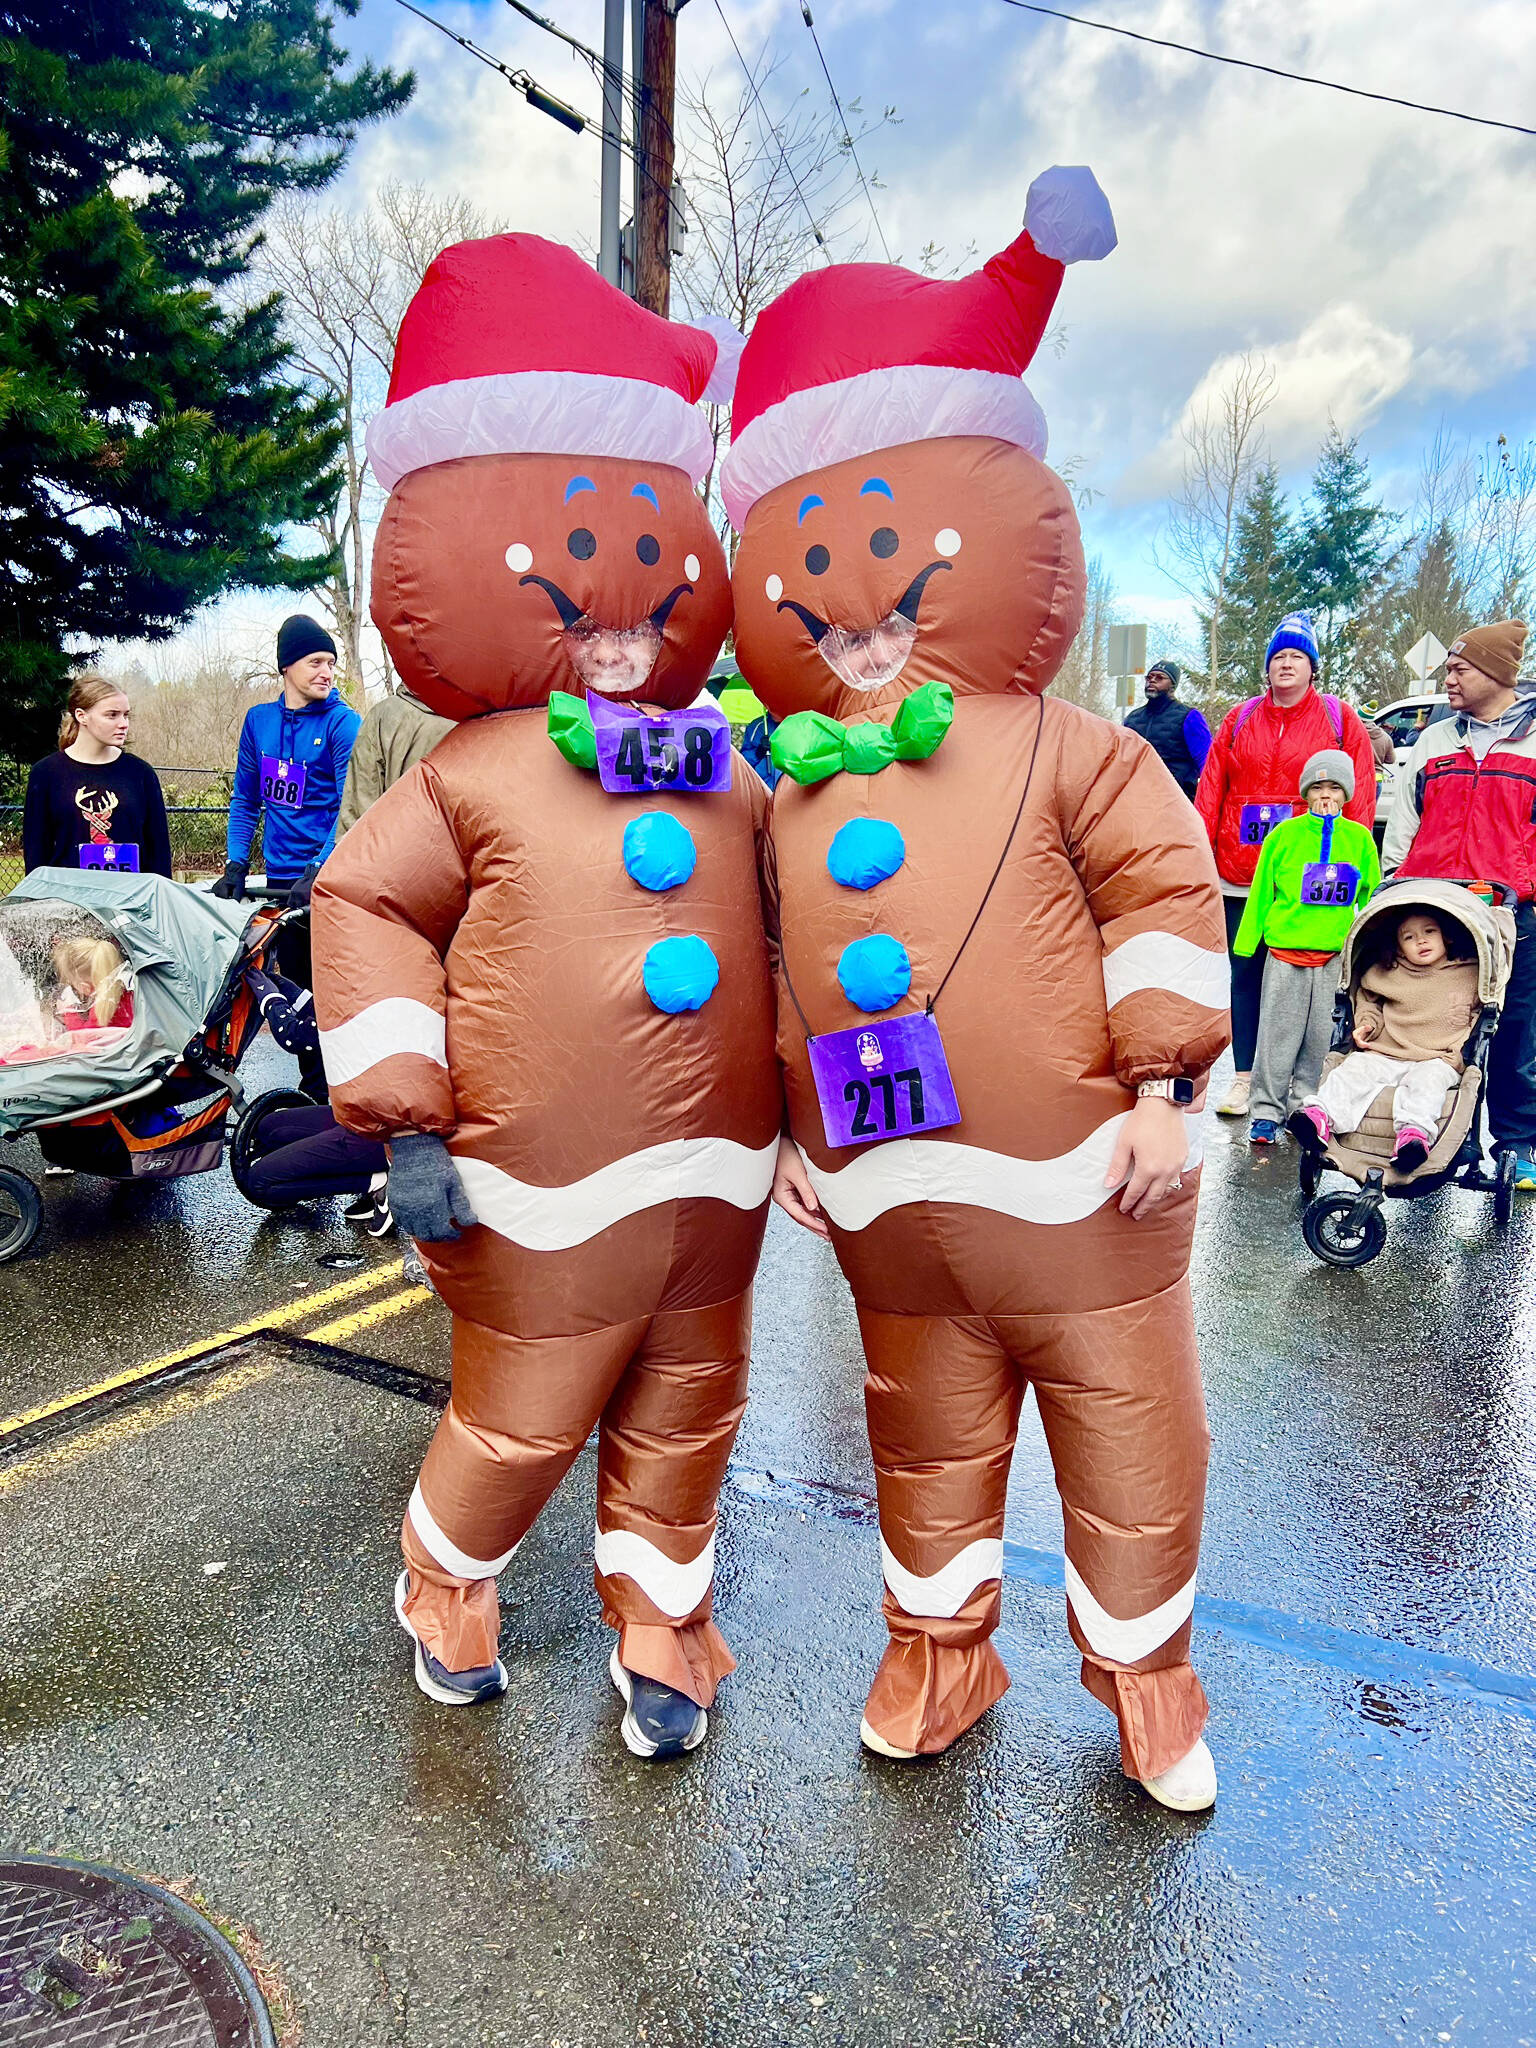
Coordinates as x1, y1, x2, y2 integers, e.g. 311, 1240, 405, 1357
870, 527, 899, 559
636, 533, 660, 566
567, 527, 597, 560
804, 543, 830, 575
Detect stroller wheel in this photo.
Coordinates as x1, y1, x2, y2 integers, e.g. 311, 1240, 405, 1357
0, 1166, 43, 1264
1299, 1153, 1322, 1202
1302, 1191, 1387, 1269
230, 1087, 318, 1207
1494, 1146, 1517, 1229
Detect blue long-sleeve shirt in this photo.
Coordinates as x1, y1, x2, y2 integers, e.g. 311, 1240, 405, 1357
227, 691, 361, 882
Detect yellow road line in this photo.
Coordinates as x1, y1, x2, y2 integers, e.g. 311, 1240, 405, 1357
304, 1284, 431, 1346
0, 1360, 281, 1497
0, 1259, 404, 1436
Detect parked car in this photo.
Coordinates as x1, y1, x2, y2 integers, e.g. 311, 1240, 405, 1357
1371, 693, 1453, 828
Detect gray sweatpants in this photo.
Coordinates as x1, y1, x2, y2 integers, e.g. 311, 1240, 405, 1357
1250, 954, 1339, 1125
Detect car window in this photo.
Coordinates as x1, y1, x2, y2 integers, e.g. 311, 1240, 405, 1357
1425, 701, 1455, 727
1379, 709, 1425, 749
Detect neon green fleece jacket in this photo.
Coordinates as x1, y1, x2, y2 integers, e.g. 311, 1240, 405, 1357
1233, 810, 1381, 956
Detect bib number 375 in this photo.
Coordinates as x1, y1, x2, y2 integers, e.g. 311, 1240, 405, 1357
591, 696, 733, 796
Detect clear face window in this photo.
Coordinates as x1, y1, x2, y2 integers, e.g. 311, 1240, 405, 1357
0, 900, 136, 1063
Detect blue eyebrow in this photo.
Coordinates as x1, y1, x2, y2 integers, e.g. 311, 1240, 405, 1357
630, 481, 660, 512
797, 494, 825, 524
564, 475, 597, 502
860, 477, 894, 500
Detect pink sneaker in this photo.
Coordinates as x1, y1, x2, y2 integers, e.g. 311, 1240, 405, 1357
1393, 1127, 1432, 1173
1287, 1104, 1332, 1153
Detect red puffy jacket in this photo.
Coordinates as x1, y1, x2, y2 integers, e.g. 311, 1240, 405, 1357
1195, 687, 1377, 889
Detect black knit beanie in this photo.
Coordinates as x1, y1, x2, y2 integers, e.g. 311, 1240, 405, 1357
277, 614, 338, 671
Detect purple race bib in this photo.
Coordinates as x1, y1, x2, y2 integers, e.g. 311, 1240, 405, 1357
1238, 801, 1293, 847
808, 1011, 962, 1151
1300, 861, 1360, 908
260, 754, 307, 809
591, 696, 733, 796
79, 842, 139, 872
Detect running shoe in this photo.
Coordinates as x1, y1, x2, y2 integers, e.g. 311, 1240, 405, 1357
1139, 1736, 1218, 1813
1512, 1145, 1536, 1191
1286, 1106, 1331, 1154
394, 1571, 508, 1707
1392, 1128, 1431, 1173
608, 1645, 707, 1758
1248, 1118, 1279, 1146
1215, 1073, 1251, 1118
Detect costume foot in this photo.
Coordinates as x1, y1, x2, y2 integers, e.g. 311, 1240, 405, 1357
393, 1570, 508, 1706
1215, 1073, 1251, 1118
1287, 1105, 1330, 1154
1248, 1118, 1278, 1146
1392, 1128, 1431, 1173
608, 1645, 707, 1759
859, 1715, 918, 1760
1138, 1736, 1217, 1813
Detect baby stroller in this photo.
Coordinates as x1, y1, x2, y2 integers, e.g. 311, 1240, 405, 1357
1297, 877, 1518, 1268
0, 868, 288, 1263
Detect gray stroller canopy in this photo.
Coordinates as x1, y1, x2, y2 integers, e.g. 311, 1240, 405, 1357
1336, 877, 1516, 1009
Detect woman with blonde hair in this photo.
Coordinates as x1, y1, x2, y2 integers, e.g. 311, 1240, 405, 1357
22, 673, 173, 878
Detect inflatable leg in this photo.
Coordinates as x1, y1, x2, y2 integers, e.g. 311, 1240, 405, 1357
859, 1309, 1021, 1755
1006, 1278, 1209, 1782
400, 1309, 644, 1672
594, 1290, 751, 1707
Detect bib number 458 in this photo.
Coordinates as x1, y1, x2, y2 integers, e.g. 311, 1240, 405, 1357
613, 721, 717, 789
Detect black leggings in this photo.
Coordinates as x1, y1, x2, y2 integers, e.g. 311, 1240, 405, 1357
244, 1103, 387, 1205
1224, 894, 1266, 1073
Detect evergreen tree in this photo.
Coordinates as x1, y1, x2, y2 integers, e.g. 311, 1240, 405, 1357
0, 2, 412, 761
1201, 465, 1308, 692
1294, 424, 1392, 690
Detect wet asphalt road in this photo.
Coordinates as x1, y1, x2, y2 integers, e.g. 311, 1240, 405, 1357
1, 1039, 1535, 2047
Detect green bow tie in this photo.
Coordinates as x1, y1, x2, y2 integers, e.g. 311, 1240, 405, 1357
547, 690, 599, 768
769, 682, 954, 786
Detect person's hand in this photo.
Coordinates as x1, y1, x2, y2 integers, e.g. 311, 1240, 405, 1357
1352, 1020, 1377, 1048
286, 862, 320, 911
771, 1131, 829, 1237
211, 860, 248, 901
387, 1133, 478, 1242
1105, 1096, 1190, 1220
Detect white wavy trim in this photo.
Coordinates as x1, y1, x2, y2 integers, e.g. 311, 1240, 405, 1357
1064, 1556, 1195, 1665
454, 1134, 776, 1253
880, 1535, 1003, 1619
407, 1482, 522, 1580
367, 369, 716, 493
594, 1524, 715, 1618
721, 364, 1047, 530
802, 1113, 1204, 1233
319, 997, 447, 1087
1102, 931, 1231, 1013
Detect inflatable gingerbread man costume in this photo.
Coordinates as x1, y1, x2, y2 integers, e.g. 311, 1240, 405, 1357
724, 170, 1232, 1805
312, 237, 778, 1755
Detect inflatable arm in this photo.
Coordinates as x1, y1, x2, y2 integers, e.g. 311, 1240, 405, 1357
1062, 728, 1232, 1087
312, 764, 467, 1138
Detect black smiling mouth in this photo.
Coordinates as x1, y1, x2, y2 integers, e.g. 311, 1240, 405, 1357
521, 574, 693, 634
775, 560, 951, 644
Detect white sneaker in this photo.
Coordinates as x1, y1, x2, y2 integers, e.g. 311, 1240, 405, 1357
1215, 1073, 1251, 1119
859, 1715, 918, 1760
1139, 1736, 1217, 1812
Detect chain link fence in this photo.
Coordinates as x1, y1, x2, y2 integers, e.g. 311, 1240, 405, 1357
0, 768, 257, 895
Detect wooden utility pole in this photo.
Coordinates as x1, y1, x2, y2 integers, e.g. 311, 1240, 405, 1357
633, 0, 682, 314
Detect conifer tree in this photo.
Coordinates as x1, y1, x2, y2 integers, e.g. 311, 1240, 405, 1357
0, 2, 412, 762
1200, 465, 1308, 692
1294, 425, 1391, 687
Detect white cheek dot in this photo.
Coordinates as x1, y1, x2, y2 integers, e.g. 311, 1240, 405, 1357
765, 573, 784, 602
935, 528, 962, 557
685, 553, 701, 582
505, 543, 533, 573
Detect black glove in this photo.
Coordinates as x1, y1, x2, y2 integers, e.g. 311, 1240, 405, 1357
211, 860, 248, 901
286, 862, 320, 911
387, 1133, 478, 1243
246, 967, 319, 1059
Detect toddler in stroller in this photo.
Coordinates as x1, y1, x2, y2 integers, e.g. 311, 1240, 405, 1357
1286, 877, 1518, 1266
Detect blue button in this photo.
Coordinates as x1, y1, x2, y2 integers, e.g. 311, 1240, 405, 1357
827, 818, 905, 891
837, 934, 911, 1013
624, 812, 697, 892
644, 934, 719, 1013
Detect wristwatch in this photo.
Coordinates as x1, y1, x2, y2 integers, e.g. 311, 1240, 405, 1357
1137, 1077, 1197, 1105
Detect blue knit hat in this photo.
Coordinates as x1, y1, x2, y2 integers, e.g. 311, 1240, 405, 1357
1265, 611, 1319, 674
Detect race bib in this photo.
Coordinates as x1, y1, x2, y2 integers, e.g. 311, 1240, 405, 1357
1300, 861, 1360, 908
808, 1011, 962, 1151
260, 754, 307, 809
1238, 801, 1293, 847
79, 841, 139, 872
591, 696, 733, 796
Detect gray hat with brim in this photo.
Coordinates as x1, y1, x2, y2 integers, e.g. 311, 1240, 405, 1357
1299, 748, 1355, 801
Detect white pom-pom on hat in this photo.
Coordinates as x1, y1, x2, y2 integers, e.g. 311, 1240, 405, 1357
690, 313, 747, 405
1023, 165, 1117, 265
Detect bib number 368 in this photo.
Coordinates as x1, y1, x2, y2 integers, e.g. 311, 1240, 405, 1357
591, 696, 733, 796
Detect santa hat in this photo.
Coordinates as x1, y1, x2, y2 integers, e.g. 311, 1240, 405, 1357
366, 234, 738, 494
718, 166, 1116, 530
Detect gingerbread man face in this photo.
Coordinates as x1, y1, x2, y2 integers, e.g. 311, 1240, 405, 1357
731, 436, 1085, 726
373, 452, 731, 720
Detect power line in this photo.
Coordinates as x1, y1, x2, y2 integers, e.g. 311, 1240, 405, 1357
996, 0, 1536, 139
711, 0, 831, 259
797, 3, 891, 261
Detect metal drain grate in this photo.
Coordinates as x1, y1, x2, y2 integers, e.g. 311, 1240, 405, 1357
0, 1859, 274, 2046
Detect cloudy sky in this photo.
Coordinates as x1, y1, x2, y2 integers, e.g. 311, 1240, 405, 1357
165, 0, 1536, 667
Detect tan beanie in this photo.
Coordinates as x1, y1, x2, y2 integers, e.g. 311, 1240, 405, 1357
1447, 620, 1528, 692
